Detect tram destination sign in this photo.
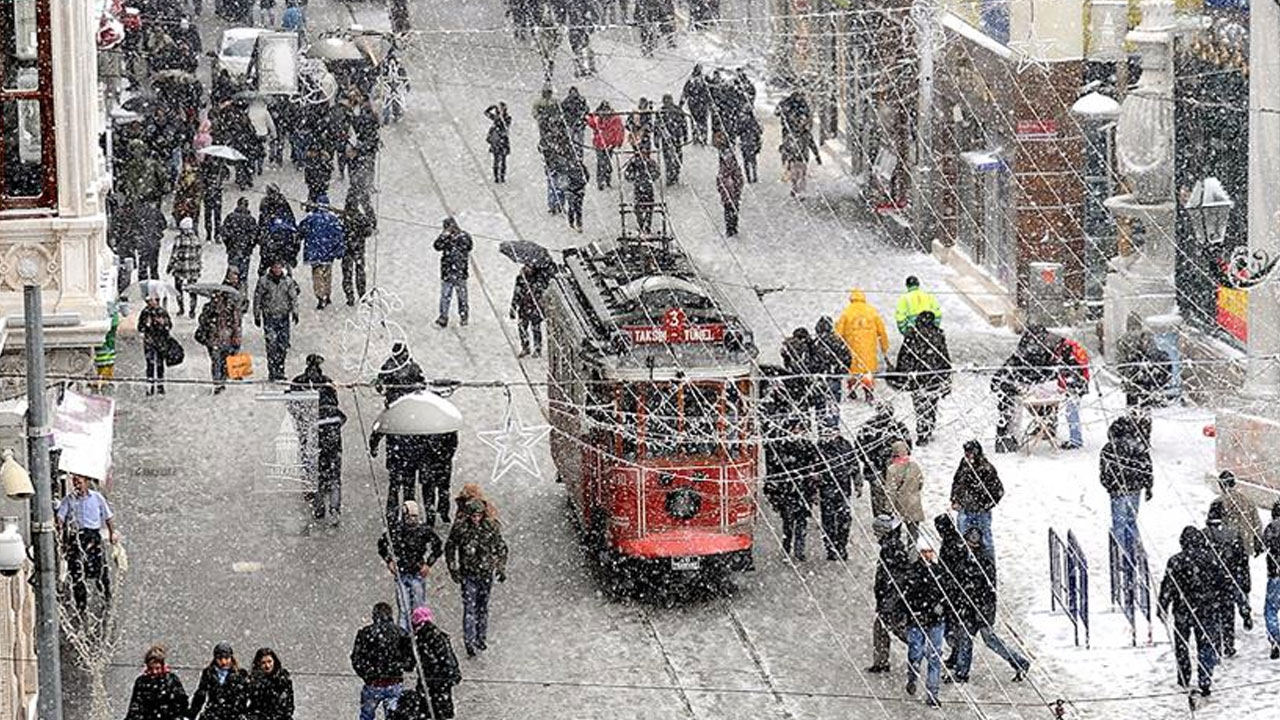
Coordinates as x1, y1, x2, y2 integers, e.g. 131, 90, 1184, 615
621, 308, 726, 344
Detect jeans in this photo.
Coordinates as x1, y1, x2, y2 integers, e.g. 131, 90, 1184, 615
906, 623, 945, 702
1063, 394, 1082, 447
359, 682, 402, 720
1174, 614, 1219, 691
207, 346, 231, 386
462, 575, 493, 651
263, 314, 291, 380
1110, 493, 1141, 577
395, 573, 427, 632
438, 280, 469, 322
956, 511, 993, 559
312, 263, 333, 301
1266, 577, 1280, 649
565, 188, 584, 228
144, 345, 166, 389
952, 626, 1028, 678
491, 152, 507, 183
545, 171, 564, 212
138, 248, 160, 282
343, 250, 367, 303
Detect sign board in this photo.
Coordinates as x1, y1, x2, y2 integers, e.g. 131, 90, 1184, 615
255, 32, 299, 95
1016, 119, 1059, 139
622, 308, 726, 345
52, 390, 115, 483
1216, 285, 1248, 342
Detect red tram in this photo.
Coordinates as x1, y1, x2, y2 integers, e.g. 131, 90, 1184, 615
544, 235, 761, 577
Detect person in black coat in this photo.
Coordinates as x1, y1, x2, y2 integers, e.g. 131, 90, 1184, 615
990, 324, 1061, 452
411, 608, 462, 719
560, 87, 590, 159
893, 311, 951, 444
257, 184, 297, 243
816, 425, 857, 561
1204, 499, 1252, 657
351, 602, 416, 717
342, 199, 376, 305
936, 517, 1029, 684
189, 643, 250, 720
949, 440, 1003, 558
853, 404, 913, 518
485, 103, 512, 183
1100, 413, 1153, 582
376, 343, 427, 407
902, 537, 947, 707
1158, 527, 1222, 695
222, 198, 258, 288
420, 432, 459, 526
315, 403, 347, 524
868, 520, 911, 672
779, 327, 818, 411
623, 151, 660, 233
738, 111, 762, 183
433, 217, 473, 328
511, 264, 545, 357
658, 93, 687, 185
124, 645, 188, 720
681, 65, 711, 144
246, 648, 293, 720
763, 430, 817, 561
811, 316, 851, 415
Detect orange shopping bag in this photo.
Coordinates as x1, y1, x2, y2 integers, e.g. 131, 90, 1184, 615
225, 352, 253, 380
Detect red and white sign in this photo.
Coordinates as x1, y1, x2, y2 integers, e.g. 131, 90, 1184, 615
622, 308, 726, 344
1016, 119, 1058, 139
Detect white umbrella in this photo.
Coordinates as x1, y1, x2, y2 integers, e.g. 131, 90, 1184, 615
197, 145, 248, 162
373, 391, 463, 435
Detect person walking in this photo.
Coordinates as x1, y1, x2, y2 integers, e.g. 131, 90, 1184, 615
172, 151, 203, 232
56, 474, 118, 613
351, 602, 416, 720
854, 403, 912, 519
124, 645, 189, 720
302, 142, 333, 204
342, 200, 375, 305
562, 159, 589, 232
258, 184, 297, 243
738, 111, 762, 183
587, 101, 624, 190
1262, 500, 1280, 659
199, 157, 228, 243
816, 425, 857, 561
949, 440, 1003, 557
1116, 312, 1173, 414
445, 487, 509, 657
222, 198, 258, 289
1203, 498, 1252, 658
168, 217, 203, 318
1216, 470, 1262, 557
510, 264, 545, 357
936, 516, 1030, 684
885, 440, 924, 541
246, 648, 294, 720
376, 343, 427, 407
130, 200, 167, 284
763, 427, 817, 561
892, 310, 951, 444
315, 401, 347, 525
903, 535, 947, 707
714, 131, 744, 237
253, 259, 300, 382
194, 269, 244, 394
561, 87, 590, 160
1100, 414, 1153, 582
1158, 527, 1221, 696
680, 64, 711, 145
485, 103, 512, 183
410, 606, 462, 717
421, 431, 459, 526
138, 290, 174, 396
867, 516, 910, 673
834, 289, 890, 403
189, 643, 250, 720
380, 500, 445, 631
299, 195, 345, 310
434, 217, 473, 328
658, 94, 687, 185
812, 316, 852, 419
623, 150, 660, 233
894, 275, 943, 335
259, 218, 300, 278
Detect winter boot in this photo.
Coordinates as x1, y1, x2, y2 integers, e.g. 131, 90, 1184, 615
865, 664, 889, 674
1271, 644, 1279, 660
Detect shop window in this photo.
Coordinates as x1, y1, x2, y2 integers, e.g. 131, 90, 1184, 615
1, 0, 56, 210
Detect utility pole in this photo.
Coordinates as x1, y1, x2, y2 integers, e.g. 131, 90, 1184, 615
910, 0, 938, 250
25, 285, 63, 720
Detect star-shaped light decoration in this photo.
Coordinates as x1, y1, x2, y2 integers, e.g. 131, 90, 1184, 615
1009, 34, 1056, 75
477, 401, 551, 482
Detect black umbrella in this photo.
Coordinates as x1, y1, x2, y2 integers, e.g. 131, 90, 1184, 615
499, 240, 554, 269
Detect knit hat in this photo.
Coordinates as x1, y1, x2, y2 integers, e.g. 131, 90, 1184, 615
905, 275, 920, 288
1219, 470, 1237, 488
213, 642, 234, 659
411, 605, 434, 628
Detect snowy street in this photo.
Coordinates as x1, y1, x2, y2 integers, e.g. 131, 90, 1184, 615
74, 2, 1275, 719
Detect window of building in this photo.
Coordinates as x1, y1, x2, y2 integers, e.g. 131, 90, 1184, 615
1, 0, 56, 210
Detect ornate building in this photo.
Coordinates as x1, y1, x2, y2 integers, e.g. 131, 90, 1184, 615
0, 0, 113, 389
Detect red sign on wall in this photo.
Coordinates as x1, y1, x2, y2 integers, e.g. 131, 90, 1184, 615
622, 308, 726, 344
1016, 119, 1059, 138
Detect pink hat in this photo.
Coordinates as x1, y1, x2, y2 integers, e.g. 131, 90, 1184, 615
411, 605, 434, 628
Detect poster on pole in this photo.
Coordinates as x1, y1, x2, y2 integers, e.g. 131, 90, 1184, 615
52, 389, 116, 483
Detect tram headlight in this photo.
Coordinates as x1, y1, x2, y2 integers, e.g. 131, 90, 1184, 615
665, 488, 701, 520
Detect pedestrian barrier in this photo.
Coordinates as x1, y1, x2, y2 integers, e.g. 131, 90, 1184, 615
1108, 531, 1153, 646
1048, 528, 1090, 647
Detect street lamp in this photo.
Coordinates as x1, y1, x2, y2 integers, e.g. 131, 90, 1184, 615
1, 448, 33, 499
0, 517, 24, 576
1185, 176, 1279, 288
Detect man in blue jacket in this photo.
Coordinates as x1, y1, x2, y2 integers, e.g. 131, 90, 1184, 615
300, 194, 346, 310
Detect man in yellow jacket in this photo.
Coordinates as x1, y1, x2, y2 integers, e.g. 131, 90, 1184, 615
835, 289, 890, 402
895, 275, 942, 334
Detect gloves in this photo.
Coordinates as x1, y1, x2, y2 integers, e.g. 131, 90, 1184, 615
292, 313, 299, 324
496, 571, 506, 583
509, 308, 516, 320
1243, 611, 1254, 631
254, 317, 262, 327
1145, 488, 1153, 502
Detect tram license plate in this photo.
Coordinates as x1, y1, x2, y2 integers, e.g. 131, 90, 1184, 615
671, 556, 701, 571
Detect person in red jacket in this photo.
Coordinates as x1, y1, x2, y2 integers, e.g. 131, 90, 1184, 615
586, 100, 624, 191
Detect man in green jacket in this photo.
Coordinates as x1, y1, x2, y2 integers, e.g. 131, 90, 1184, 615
895, 275, 942, 334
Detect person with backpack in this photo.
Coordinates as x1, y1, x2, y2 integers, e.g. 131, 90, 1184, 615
1158, 527, 1222, 696
351, 602, 415, 720
1204, 498, 1252, 658
1055, 335, 1091, 450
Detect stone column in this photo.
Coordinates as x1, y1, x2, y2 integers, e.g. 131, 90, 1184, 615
1243, 0, 1280, 398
